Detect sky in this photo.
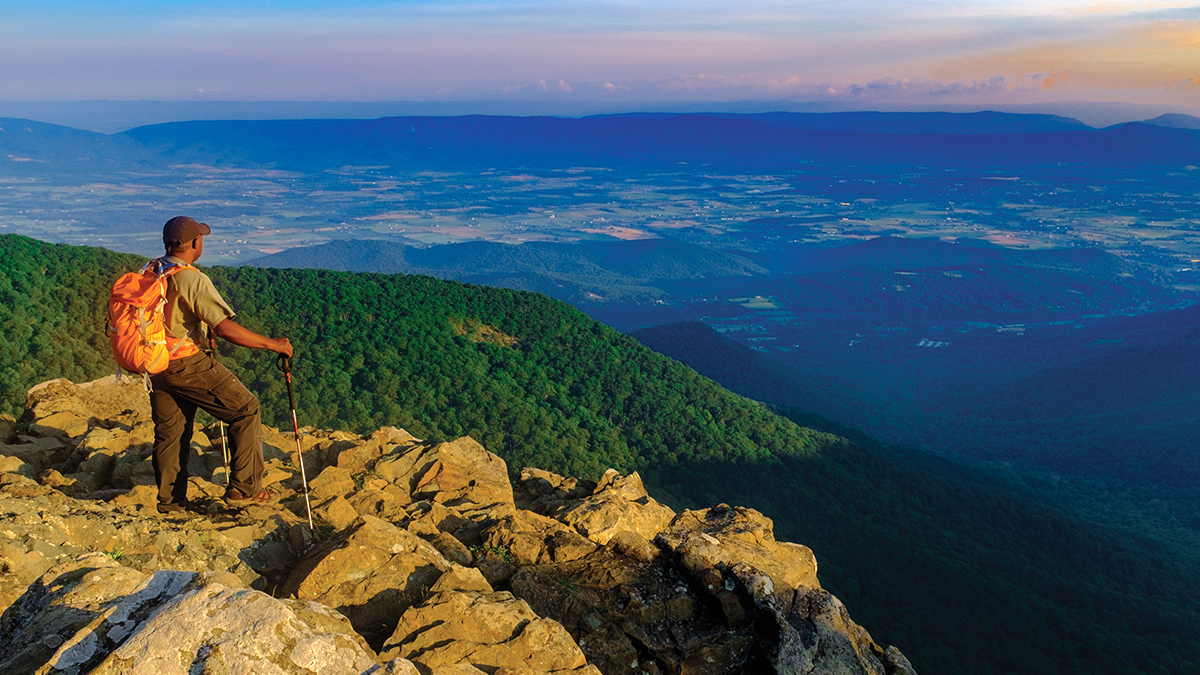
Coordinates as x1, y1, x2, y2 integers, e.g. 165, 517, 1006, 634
2, 0, 1198, 113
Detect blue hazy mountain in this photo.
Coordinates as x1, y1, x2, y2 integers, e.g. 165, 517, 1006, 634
117, 115, 1200, 172
0, 117, 151, 175
241, 238, 768, 302
596, 110, 1095, 134
4, 112, 1197, 174
1142, 113, 1200, 130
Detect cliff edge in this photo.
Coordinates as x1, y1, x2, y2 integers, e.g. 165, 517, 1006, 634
0, 375, 916, 675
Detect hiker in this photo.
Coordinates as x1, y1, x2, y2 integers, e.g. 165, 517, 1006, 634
149, 215, 293, 513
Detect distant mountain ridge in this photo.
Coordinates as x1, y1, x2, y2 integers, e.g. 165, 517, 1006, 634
595, 110, 1094, 134
242, 238, 768, 302
0, 117, 152, 175
4, 111, 1198, 175
115, 114, 1200, 172
1143, 113, 1200, 130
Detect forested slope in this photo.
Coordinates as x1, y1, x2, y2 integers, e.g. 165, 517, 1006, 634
4, 233, 1200, 675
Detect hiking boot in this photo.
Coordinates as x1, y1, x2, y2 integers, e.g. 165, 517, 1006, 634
223, 487, 273, 505
156, 501, 191, 514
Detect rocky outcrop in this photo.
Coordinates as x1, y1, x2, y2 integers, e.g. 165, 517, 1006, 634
280, 514, 491, 649
0, 376, 917, 675
0, 553, 384, 675
380, 590, 600, 674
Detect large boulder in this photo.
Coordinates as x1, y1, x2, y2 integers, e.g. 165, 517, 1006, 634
24, 376, 151, 432
0, 553, 380, 675
380, 590, 600, 675
657, 504, 819, 593
280, 515, 489, 649
552, 470, 677, 546
336, 427, 419, 474
482, 510, 598, 567
374, 437, 515, 522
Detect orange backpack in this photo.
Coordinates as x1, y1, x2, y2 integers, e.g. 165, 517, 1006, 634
106, 258, 200, 377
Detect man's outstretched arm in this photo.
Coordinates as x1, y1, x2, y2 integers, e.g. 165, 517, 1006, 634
212, 319, 293, 357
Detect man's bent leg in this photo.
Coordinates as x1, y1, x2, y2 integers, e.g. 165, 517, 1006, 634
153, 353, 266, 499
221, 383, 264, 497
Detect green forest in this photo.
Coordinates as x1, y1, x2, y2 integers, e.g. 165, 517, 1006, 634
3, 233, 1200, 675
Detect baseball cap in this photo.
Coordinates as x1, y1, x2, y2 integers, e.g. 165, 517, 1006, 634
163, 216, 212, 246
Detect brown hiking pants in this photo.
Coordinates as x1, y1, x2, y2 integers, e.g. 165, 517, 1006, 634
149, 351, 264, 505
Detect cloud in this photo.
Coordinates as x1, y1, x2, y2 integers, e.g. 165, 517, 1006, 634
1185, 77, 1200, 89
809, 74, 1055, 99
558, 79, 572, 92
1039, 69, 1068, 89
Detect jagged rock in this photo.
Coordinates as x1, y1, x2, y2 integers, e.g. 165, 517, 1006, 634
510, 550, 729, 675
380, 590, 598, 675
263, 424, 322, 464
514, 467, 597, 512
0, 413, 16, 443
426, 666, 489, 675
0, 454, 35, 477
29, 411, 90, 439
430, 565, 493, 594
0, 441, 58, 476
346, 484, 412, 521
0, 472, 55, 498
606, 530, 661, 563
311, 465, 357, 500
657, 504, 819, 593
24, 376, 151, 429
280, 514, 481, 648
336, 426, 419, 474
0, 553, 379, 674
429, 531, 474, 566
406, 499, 474, 535
374, 437, 515, 522
110, 484, 157, 509
759, 586, 897, 675
545, 470, 676, 547
312, 494, 361, 532
483, 510, 599, 566
884, 647, 919, 675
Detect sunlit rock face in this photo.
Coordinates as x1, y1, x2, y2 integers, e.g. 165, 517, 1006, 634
0, 376, 917, 675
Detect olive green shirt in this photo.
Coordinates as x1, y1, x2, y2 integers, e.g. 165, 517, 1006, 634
161, 255, 236, 348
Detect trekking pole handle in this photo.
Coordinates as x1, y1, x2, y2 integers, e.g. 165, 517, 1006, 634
277, 354, 299, 410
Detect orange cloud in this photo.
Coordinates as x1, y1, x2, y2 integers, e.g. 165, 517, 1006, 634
1041, 69, 1067, 90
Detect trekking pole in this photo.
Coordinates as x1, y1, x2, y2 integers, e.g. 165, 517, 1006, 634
210, 337, 231, 486
277, 354, 314, 530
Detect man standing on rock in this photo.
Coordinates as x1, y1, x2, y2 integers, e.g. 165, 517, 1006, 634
150, 216, 293, 513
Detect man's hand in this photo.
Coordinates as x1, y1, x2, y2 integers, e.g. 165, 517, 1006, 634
273, 337, 294, 358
